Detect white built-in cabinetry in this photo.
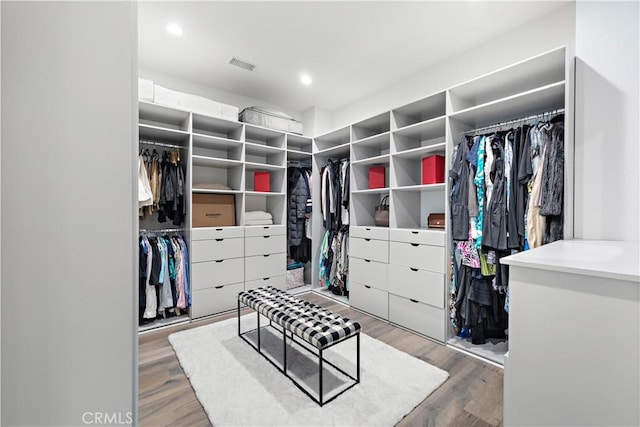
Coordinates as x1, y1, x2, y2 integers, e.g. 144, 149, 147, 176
138, 103, 312, 320
312, 46, 571, 348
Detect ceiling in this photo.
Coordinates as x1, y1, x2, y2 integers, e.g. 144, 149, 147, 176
138, 1, 571, 114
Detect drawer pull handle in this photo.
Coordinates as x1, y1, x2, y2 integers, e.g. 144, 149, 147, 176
215, 259, 224, 263
365, 238, 371, 242
263, 235, 270, 239
411, 231, 418, 234
263, 277, 269, 281
364, 259, 371, 263
410, 267, 418, 272
364, 285, 371, 289
263, 254, 270, 257
365, 227, 371, 231
410, 243, 419, 247
215, 238, 224, 242
410, 298, 419, 303
263, 226, 270, 229
215, 285, 224, 289
215, 228, 223, 231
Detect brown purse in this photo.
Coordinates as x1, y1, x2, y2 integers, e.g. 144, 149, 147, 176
428, 213, 445, 229
374, 196, 390, 227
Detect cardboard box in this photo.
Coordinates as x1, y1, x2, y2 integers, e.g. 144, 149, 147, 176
369, 166, 386, 189
192, 194, 236, 227
422, 155, 445, 184
254, 171, 270, 192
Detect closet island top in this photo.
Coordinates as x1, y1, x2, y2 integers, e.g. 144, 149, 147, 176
501, 239, 640, 283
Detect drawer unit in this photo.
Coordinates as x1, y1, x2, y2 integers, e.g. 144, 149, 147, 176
191, 226, 244, 241
389, 228, 445, 247
350, 282, 388, 320
191, 282, 244, 318
244, 275, 286, 291
191, 257, 244, 291
244, 225, 286, 237
245, 234, 286, 257
350, 237, 389, 264
388, 294, 445, 341
389, 241, 444, 273
388, 265, 444, 308
191, 238, 244, 263
350, 257, 388, 291
350, 226, 389, 241
245, 252, 286, 281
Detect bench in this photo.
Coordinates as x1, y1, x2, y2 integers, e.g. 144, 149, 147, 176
237, 286, 361, 406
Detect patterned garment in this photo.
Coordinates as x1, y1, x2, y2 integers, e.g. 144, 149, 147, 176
239, 286, 361, 350
473, 135, 486, 248
457, 230, 481, 268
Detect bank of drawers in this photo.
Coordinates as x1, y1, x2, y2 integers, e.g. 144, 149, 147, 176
387, 228, 446, 342
244, 225, 286, 289
349, 227, 389, 318
190, 226, 245, 318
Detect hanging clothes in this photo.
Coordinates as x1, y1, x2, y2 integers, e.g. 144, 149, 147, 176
287, 166, 312, 263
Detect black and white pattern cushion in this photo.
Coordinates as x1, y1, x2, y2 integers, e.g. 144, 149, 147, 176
239, 286, 361, 350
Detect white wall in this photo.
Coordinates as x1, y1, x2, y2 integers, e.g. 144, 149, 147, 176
330, 3, 576, 130
1, 2, 136, 425
140, 67, 304, 122
574, 0, 640, 241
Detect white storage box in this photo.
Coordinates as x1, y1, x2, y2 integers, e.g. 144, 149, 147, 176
154, 85, 239, 121
239, 106, 303, 135
286, 265, 304, 290
138, 78, 154, 102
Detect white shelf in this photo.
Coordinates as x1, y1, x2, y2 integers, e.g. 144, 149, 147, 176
192, 113, 242, 139
392, 92, 446, 129
286, 149, 312, 161
449, 81, 565, 129
393, 116, 446, 141
138, 124, 190, 144
191, 188, 243, 194
351, 154, 390, 166
352, 112, 390, 141
192, 133, 242, 149
245, 141, 285, 155
351, 131, 390, 148
192, 155, 242, 168
244, 161, 285, 171
245, 191, 286, 196
139, 101, 190, 131
393, 183, 446, 192
314, 142, 351, 158
314, 126, 351, 152
352, 188, 390, 194
393, 142, 446, 159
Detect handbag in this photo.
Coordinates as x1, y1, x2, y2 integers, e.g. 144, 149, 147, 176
374, 195, 390, 227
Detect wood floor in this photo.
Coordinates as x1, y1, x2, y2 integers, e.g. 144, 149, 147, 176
139, 292, 504, 427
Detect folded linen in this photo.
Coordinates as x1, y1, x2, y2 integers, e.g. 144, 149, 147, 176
245, 210, 273, 221
245, 219, 274, 225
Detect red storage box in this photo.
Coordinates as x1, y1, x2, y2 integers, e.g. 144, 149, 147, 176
422, 155, 445, 184
254, 171, 270, 192
369, 166, 386, 189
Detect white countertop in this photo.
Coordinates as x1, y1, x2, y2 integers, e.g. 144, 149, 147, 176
501, 239, 640, 282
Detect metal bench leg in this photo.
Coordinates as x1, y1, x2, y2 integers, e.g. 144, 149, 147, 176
237, 299, 241, 336
319, 348, 324, 406
257, 310, 261, 351
283, 327, 287, 373
357, 333, 360, 383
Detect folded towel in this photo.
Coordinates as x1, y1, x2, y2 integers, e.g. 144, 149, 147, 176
245, 210, 273, 221
245, 219, 273, 226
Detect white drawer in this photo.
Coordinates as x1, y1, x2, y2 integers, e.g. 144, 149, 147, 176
191, 282, 244, 318
191, 238, 244, 263
244, 275, 286, 291
245, 252, 286, 281
191, 257, 244, 291
349, 281, 388, 320
350, 226, 389, 241
389, 228, 445, 247
245, 235, 286, 257
389, 241, 444, 273
388, 294, 445, 341
191, 226, 244, 241
350, 258, 388, 291
350, 237, 388, 263
388, 264, 444, 308
244, 225, 286, 237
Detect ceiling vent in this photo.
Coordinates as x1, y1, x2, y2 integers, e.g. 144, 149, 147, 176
228, 57, 256, 72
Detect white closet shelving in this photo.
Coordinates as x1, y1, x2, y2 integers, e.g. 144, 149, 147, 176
310, 46, 572, 357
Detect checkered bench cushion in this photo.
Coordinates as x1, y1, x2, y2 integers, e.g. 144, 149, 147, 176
238, 286, 361, 350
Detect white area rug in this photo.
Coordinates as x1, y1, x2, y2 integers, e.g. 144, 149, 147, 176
169, 314, 449, 426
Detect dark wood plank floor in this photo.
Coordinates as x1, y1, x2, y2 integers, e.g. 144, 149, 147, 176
139, 292, 504, 427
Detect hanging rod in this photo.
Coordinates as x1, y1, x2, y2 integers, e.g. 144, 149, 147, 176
139, 139, 187, 150
465, 108, 565, 135
140, 228, 186, 234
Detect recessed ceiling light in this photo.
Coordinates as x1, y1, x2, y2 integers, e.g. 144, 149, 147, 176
167, 23, 183, 37
300, 74, 312, 85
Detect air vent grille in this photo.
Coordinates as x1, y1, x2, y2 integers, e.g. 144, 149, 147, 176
228, 57, 256, 72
